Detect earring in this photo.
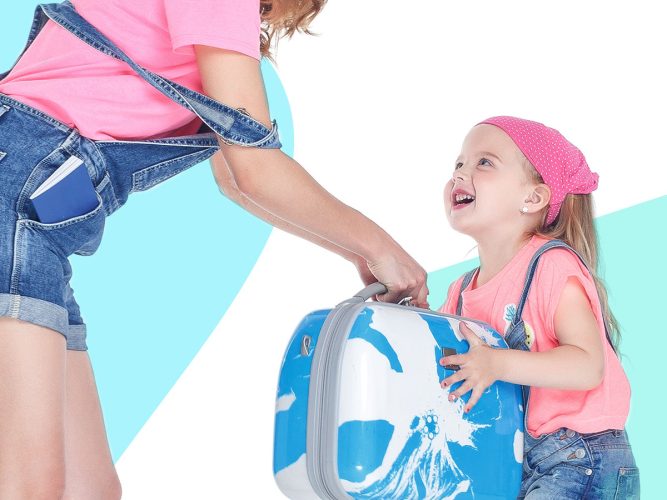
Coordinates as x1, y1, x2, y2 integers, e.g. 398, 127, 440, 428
521, 206, 528, 214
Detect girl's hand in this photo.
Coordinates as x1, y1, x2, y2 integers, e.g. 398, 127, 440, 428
439, 322, 500, 412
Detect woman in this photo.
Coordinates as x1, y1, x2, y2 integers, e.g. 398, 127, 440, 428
0, 0, 428, 498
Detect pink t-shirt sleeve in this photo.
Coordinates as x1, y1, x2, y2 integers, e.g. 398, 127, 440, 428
164, 0, 261, 59
534, 248, 605, 344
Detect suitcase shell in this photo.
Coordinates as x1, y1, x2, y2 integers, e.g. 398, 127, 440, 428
274, 285, 524, 499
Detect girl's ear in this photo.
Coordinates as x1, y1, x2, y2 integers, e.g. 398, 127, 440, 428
524, 183, 551, 213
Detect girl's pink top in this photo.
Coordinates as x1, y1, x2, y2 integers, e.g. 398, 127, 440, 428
0, 0, 260, 140
440, 235, 631, 438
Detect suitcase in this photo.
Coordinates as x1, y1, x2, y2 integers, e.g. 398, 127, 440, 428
274, 284, 524, 499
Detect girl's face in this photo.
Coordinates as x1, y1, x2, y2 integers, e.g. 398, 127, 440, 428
444, 124, 536, 239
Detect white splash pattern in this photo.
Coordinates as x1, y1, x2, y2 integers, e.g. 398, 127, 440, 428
337, 307, 515, 498
276, 392, 296, 413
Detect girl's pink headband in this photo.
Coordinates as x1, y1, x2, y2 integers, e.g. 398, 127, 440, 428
478, 116, 599, 225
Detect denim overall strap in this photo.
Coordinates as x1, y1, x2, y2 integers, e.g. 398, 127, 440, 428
38, 1, 281, 149
455, 269, 477, 316
455, 239, 616, 409
511, 239, 616, 354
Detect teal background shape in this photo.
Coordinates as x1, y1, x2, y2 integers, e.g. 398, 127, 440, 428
428, 195, 667, 499
2, 2, 290, 462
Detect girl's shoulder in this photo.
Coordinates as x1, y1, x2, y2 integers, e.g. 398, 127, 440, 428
531, 238, 591, 280
530, 238, 601, 330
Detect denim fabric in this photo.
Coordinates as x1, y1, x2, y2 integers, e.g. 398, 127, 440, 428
518, 428, 639, 499
3, 1, 282, 150
1, 1, 282, 349
0, 94, 218, 349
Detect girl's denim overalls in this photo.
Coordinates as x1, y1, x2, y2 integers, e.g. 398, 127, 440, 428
456, 240, 640, 498
0, 1, 280, 350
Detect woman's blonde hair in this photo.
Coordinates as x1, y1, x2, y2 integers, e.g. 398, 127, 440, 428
260, 0, 328, 58
525, 163, 621, 350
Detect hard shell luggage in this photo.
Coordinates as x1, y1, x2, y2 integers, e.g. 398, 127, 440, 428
273, 284, 524, 499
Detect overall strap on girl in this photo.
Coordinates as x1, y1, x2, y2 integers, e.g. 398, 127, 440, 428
455, 239, 616, 353
37, 1, 281, 149
455, 239, 616, 409
455, 269, 476, 316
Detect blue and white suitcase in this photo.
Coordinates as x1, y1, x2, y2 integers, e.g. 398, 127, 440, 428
273, 284, 524, 499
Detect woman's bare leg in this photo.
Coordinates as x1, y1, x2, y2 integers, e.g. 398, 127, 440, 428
62, 350, 121, 499
0, 317, 67, 499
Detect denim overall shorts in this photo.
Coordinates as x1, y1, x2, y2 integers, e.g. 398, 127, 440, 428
0, 1, 281, 351
456, 239, 639, 498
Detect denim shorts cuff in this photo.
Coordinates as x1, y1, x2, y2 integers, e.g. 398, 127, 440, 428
0, 292, 69, 339
67, 324, 88, 351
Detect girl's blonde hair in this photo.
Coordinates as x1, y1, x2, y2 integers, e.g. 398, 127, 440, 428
260, 0, 328, 59
524, 163, 620, 349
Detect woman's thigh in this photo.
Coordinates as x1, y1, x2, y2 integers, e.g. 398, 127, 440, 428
0, 317, 67, 494
63, 350, 121, 499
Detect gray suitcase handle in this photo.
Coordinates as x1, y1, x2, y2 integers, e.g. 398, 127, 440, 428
351, 282, 388, 302
339, 282, 415, 308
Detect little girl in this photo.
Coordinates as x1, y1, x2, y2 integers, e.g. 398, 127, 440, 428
438, 116, 639, 498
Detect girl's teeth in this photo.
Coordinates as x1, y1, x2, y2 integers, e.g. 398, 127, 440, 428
455, 193, 475, 203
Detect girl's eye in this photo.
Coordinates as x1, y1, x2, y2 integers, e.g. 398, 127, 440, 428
454, 162, 463, 170
478, 158, 493, 167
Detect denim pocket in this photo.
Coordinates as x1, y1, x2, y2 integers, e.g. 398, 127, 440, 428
22, 191, 106, 257
614, 467, 640, 499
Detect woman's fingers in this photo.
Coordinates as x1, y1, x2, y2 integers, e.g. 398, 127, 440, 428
367, 249, 428, 306
412, 282, 430, 309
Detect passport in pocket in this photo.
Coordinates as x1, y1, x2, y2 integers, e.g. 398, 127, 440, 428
29, 155, 99, 224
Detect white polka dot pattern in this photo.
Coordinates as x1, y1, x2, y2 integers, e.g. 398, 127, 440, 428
479, 116, 599, 225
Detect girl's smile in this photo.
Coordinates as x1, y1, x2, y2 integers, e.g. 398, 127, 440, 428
444, 124, 538, 241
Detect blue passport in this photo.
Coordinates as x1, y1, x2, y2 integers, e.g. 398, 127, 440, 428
29, 156, 99, 224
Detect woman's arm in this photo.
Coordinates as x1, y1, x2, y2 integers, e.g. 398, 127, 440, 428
195, 46, 427, 305
210, 151, 376, 285
441, 278, 605, 411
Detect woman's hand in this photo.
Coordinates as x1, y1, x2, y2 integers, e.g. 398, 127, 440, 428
348, 252, 429, 307
440, 322, 500, 412
366, 252, 429, 308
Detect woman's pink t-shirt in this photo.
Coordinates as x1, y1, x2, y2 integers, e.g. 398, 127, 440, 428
0, 0, 260, 140
439, 235, 631, 438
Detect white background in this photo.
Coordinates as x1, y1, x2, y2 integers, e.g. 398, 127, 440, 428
116, 1, 666, 498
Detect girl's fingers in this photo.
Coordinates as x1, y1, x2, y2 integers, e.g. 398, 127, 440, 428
448, 380, 474, 401
459, 321, 482, 346
439, 354, 464, 367
441, 371, 463, 388
464, 387, 485, 413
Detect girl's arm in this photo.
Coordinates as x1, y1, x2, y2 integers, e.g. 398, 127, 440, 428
441, 277, 605, 411
195, 46, 427, 305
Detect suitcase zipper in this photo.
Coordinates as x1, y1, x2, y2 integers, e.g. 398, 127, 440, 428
307, 301, 362, 499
